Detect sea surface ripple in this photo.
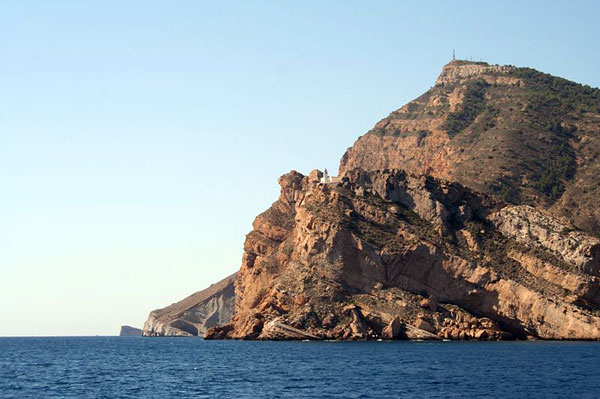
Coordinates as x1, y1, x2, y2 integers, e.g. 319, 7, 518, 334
1, 337, 599, 398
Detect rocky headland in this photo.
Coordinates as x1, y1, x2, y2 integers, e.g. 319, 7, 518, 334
145, 60, 600, 340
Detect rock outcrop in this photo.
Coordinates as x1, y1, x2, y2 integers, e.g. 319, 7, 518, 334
119, 325, 142, 336
205, 169, 600, 340
142, 273, 236, 337
491, 205, 600, 276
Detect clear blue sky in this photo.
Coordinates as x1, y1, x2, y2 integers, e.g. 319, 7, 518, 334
1, 1, 599, 336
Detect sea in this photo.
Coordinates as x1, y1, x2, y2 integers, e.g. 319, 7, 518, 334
1, 337, 599, 398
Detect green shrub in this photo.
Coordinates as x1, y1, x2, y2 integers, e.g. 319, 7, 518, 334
510, 67, 600, 116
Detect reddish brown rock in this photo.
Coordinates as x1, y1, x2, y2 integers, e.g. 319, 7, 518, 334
338, 60, 600, 237
204, 168, 600, 341
200, 62, 600, 342
382, 316, 402, 340
420, 296, 438, 312
414, 318, 436, 334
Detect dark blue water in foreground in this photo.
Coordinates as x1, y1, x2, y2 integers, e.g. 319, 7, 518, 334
1, 338, 599, 398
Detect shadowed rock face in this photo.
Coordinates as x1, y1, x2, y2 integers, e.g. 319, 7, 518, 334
142, 273, 236, 337
119, 325, 142, 336
205, 169, 600, 341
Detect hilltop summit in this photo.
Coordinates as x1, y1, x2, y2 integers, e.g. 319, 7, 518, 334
340, 60, 600, 235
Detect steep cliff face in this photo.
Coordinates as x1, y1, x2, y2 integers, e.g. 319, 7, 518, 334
206, 170, 600, 340
142, 273, 236, 337
339, 60, 600, 236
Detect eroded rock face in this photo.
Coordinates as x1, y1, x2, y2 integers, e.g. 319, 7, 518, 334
205, 169, 600, 341
491, 205, 600, 276
339, 60, 600, 236
435, 61, 515, 86
142, 273, 236, 337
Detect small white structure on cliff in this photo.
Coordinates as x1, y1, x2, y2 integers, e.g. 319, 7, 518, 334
320, 169, 338, 184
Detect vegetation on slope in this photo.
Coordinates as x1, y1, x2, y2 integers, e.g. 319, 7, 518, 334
342, 61, 600, 233
510, 67, 600, 202
443, 80, 489, 138
509, 67, 600, 116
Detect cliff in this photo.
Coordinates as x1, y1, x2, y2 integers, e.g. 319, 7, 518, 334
147, 60, 600, 341
142, 273, 236, 337
206, 169, 600, 340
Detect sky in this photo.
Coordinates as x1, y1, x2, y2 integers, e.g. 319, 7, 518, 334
1, 0, 599, 336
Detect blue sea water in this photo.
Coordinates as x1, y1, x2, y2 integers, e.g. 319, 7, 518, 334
0, 338, 599, 398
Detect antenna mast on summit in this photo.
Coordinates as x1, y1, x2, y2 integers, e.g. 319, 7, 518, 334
452, 49, 456, 61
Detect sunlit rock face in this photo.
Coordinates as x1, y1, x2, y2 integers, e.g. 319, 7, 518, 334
206, 169, 600, 341
339, 60, 600, 237
155, 60, 600, 341
142, 273, 236, 337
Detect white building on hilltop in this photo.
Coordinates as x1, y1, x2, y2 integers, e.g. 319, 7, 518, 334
320, 168, 338, 184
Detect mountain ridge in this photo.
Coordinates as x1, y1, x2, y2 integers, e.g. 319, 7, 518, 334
340, 59, 600, 236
